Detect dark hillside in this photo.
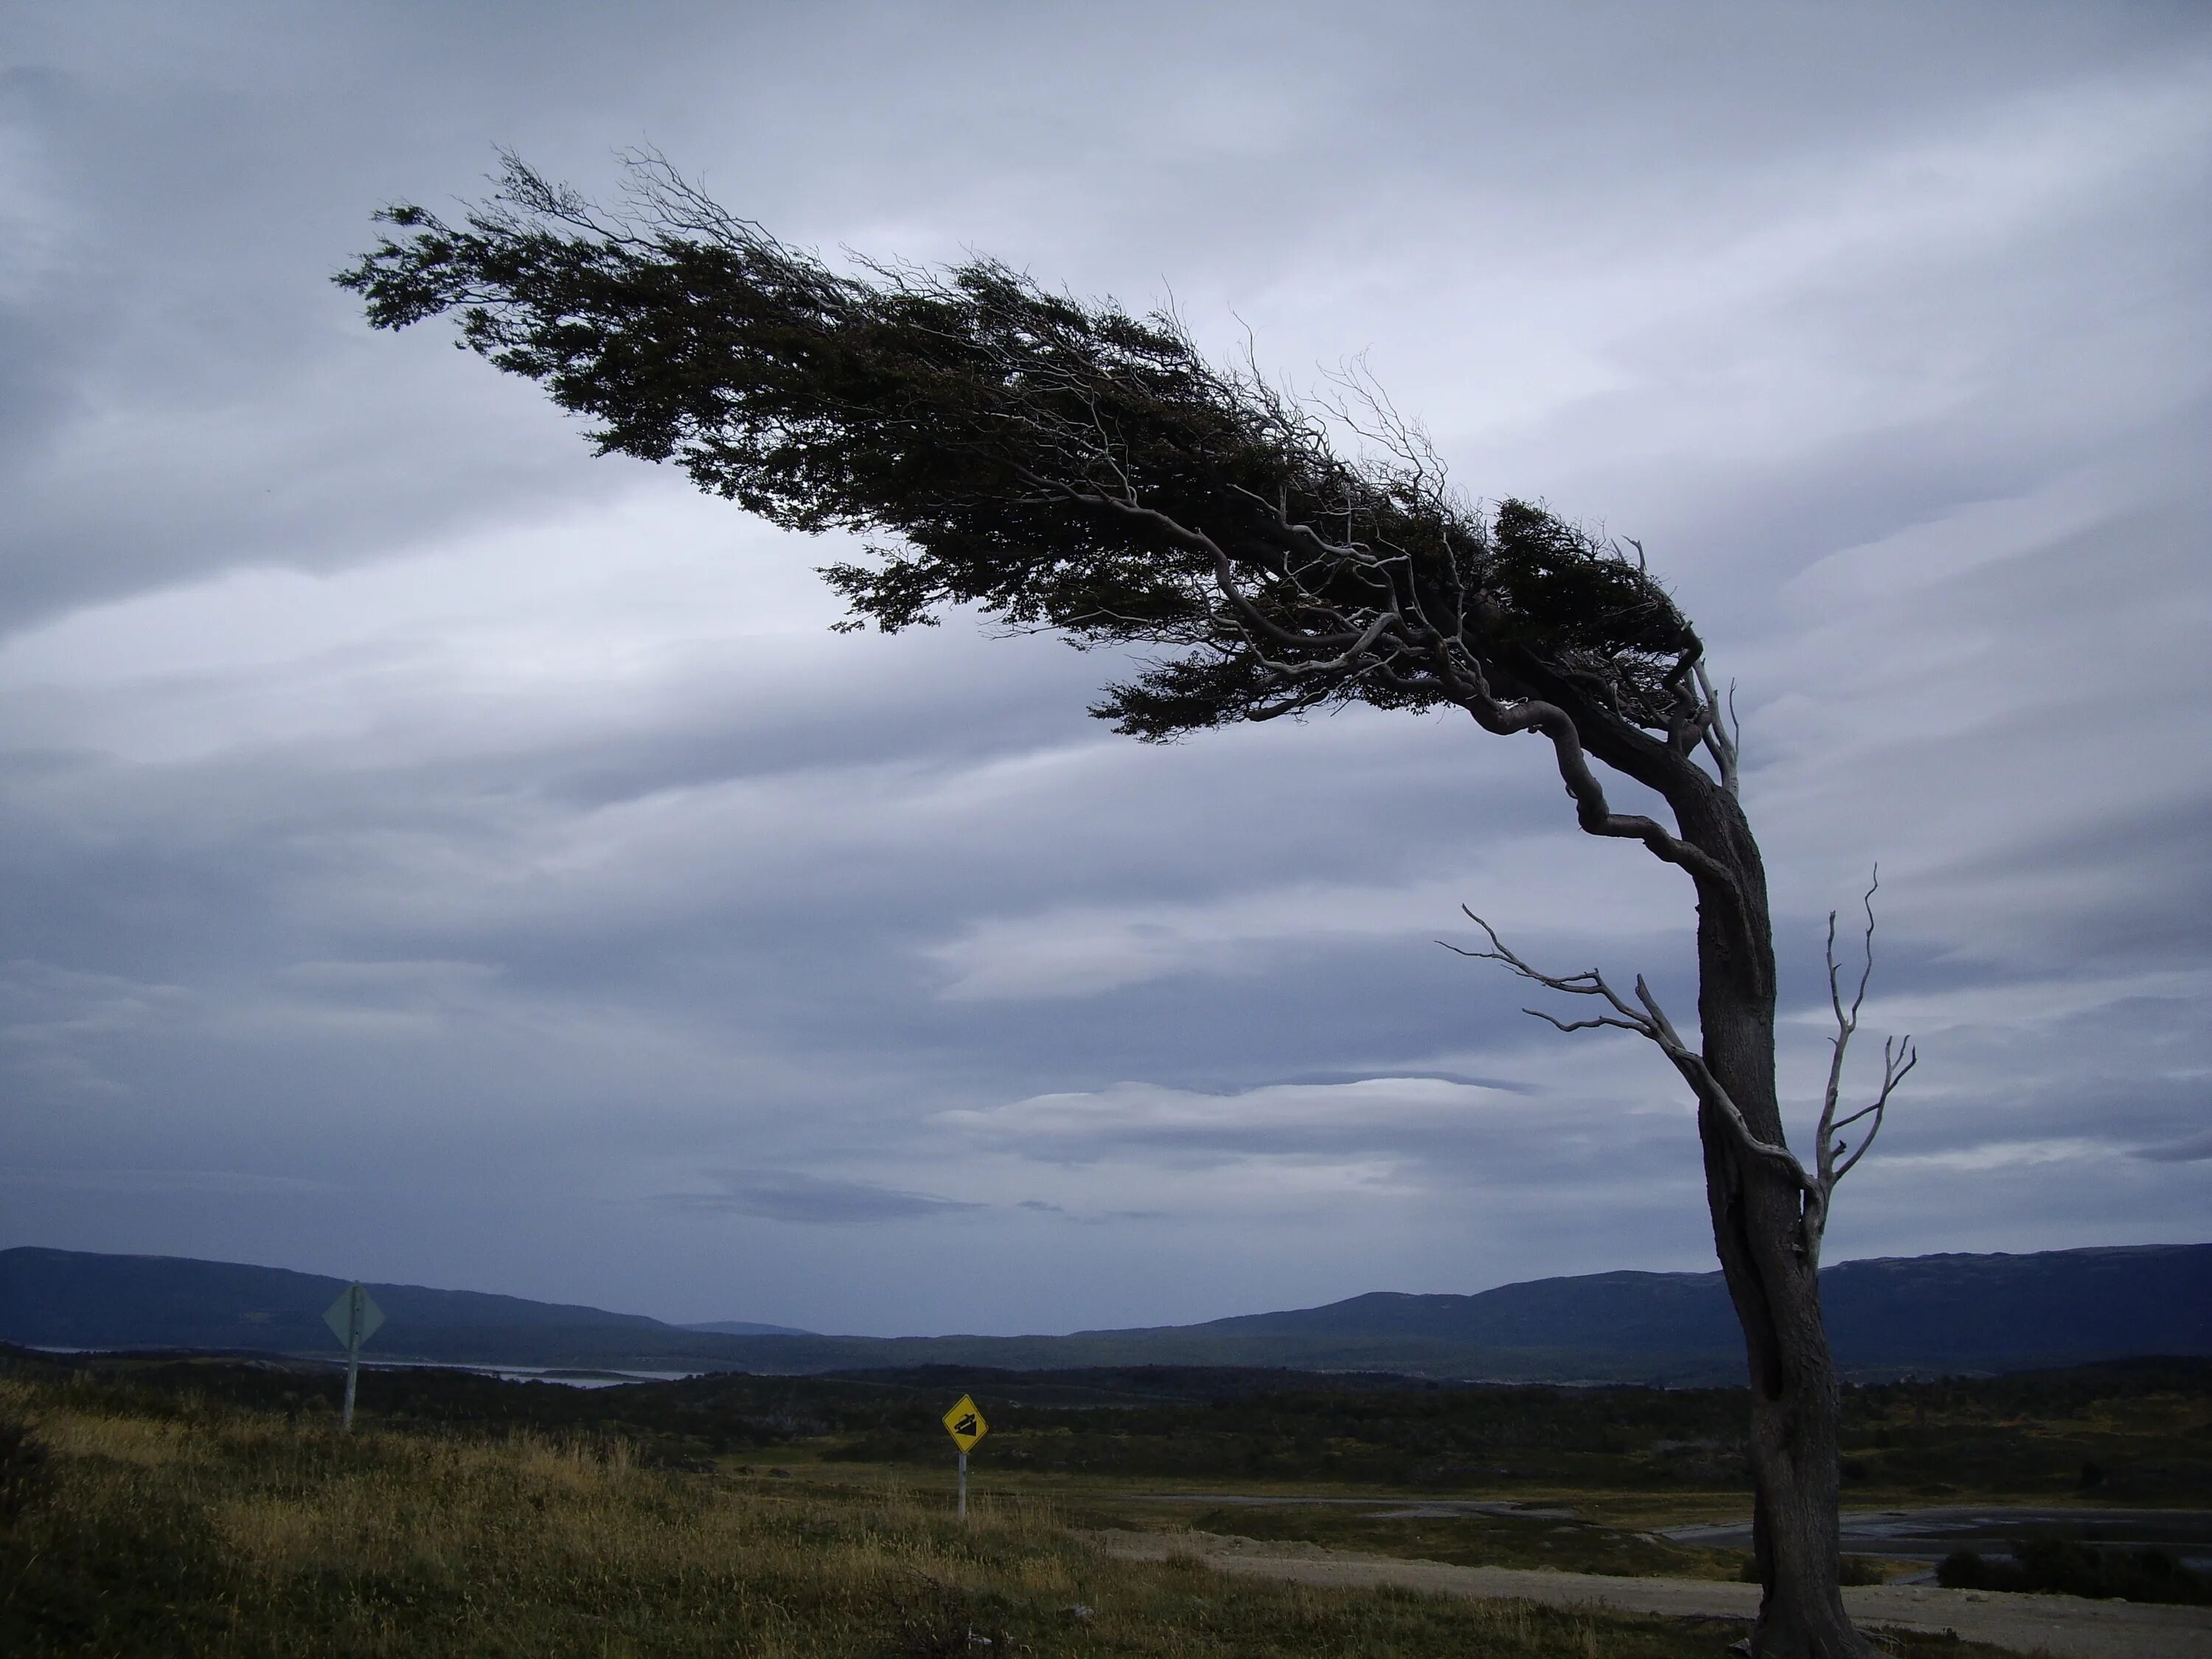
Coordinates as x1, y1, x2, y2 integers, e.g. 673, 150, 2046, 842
4, 1242, 2204, 1380
1082, 1243, 2212, 1374
1110, 1271, 1744, 1352
1818, 1246, 2212, 1366
0, 1247, 675, 1354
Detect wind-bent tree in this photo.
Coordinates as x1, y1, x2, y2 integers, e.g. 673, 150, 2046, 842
340, 155, 1915, 1658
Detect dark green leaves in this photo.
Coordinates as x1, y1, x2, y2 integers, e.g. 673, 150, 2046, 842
339, 156, 1699, 745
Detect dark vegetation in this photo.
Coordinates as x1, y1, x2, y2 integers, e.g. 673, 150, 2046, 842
825, 1359, 2212, 1504
0, 1358, 2014, 1659
1938, 1536, 2211, 1604
7, 1346, 2204, 1504
0, 1412, 53, 1523
2, 1341, 2204, 1659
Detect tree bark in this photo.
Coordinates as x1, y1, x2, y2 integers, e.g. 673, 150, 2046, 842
1683, 790, 1868, 1659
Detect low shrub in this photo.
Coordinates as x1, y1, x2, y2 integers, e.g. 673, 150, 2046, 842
1938, 1537, 2211, 1605
0, 1415, 53, 1523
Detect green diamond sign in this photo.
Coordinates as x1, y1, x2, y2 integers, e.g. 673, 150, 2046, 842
323, 1282, 383, 1431
323, 1283, 385, 1348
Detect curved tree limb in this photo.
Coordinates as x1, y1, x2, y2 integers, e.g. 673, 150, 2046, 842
1052, 468, 1752, 906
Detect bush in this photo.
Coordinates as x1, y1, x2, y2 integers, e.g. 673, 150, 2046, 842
1937, 1549, 1999, 1590
1938, 1537, 2211, 1605
0, 1417, 52, 1524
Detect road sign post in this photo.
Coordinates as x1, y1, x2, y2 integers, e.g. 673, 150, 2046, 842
940, 1394, 988, 1520
321, 1283, 385, 1432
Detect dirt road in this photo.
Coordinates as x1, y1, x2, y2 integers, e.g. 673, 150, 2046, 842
1091, 1530, 2212, 1659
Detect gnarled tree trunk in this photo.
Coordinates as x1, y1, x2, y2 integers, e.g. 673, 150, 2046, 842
1688, 797, 1865, 1659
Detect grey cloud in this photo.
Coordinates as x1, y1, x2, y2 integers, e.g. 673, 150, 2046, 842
0, 961, 196, 1098
932, 1076, 1688, 1176
0, 1167, 341, 1197
0, 1, 2204, 1335
1272, 1069, 1540, 1093
658, 1172, 987, 1225
2132, 1131, 2212, 1164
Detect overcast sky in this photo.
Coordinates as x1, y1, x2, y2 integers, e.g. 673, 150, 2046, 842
2, 1, 2207, 1336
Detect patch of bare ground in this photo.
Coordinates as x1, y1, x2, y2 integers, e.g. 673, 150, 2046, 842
1088, 1528, 2212, 1659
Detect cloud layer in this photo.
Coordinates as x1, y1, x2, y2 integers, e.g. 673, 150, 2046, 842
1, 2, 2206, 1335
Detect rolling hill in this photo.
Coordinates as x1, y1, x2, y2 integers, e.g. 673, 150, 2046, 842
3, 1242, 2204, 1382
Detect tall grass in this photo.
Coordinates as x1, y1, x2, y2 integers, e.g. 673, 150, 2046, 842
0, 1375, 1974, 1657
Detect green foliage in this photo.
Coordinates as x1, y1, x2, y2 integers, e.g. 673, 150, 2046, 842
818, 1360, 2212, 1503
337, 155, 1702, 747
822, 1375, 1759, 1489
1829, 1360, 2212, 1504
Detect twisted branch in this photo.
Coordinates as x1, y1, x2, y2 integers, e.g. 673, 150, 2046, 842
1448, 891, 1918, 1265
1445, 911, 1810, 1188
1800, 872, 1918, 1261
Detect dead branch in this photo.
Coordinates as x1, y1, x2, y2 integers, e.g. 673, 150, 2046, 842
1810, 874, 1918, 1231
1449, 891, 1917, 1267
1446, 911, 1811, 1189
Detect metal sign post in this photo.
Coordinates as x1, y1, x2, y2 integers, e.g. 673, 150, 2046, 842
321, 1283, 385, 1431
939, 1394, 988, 1520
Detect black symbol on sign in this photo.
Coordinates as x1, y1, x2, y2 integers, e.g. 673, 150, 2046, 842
954, 1413, 978, 1435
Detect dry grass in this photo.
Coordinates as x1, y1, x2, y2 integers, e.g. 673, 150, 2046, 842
0, 1377, 2001, 1658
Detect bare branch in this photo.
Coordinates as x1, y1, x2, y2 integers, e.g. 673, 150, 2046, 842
1831, 1034, 1918, 1183
1526, 1009, 1649, 1035
1447, 911, 1811, 1191
1447, 892, 1921, 1274
1693, 660, 1739, 795
1804, 870, 1919, 1263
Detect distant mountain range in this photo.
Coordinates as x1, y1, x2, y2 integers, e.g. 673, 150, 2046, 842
679, 1319, 819, 1337
3, 1242, 2205, 1384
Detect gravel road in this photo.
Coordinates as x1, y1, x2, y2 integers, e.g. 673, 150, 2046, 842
1091, 1530, 2212, 1659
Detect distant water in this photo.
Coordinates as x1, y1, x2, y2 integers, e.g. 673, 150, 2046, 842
360, 1359, 700, 1390
23, 1345, 696, 1391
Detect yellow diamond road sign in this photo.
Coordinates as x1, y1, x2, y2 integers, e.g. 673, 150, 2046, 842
942, 1394, 988, 1453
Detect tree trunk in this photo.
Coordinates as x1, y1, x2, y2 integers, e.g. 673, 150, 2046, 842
1686, 796, 1869, 1659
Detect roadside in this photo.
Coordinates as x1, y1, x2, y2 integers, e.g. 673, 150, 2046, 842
1091, 1529, 2212, 1659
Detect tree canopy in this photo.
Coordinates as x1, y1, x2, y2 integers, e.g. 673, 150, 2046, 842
339, 159, 1733, 874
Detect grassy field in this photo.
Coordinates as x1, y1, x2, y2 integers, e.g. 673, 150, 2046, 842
22, 1349, 2202, 1509
0, 1362, 2028, 1659
819, 1360, 2212, 1509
